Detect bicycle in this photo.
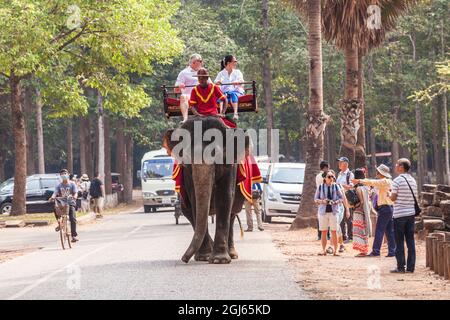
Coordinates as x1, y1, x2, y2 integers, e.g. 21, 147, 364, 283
53, 196, 73, 250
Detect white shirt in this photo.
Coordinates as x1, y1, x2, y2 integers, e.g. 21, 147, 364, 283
214, 69, 245, 94
391, 173, 418, 218
316, 172, 324, 188
175, 66, 199, 96
336, 169, 354, 188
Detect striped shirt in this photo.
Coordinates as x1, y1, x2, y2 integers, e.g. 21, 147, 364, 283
391, 173, 418, 218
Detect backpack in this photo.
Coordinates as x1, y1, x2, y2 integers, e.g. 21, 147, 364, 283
89, 179, 101, 198
345, 187, 360, 207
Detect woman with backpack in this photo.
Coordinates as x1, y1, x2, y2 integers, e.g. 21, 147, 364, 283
314, 170, 344, 256
349, 169, 372, 257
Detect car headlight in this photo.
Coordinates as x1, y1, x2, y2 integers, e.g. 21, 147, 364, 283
143, 192, 157, 198
267, 187, 278, 201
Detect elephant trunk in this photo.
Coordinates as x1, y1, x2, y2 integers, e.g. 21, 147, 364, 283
181, 164, 215, 263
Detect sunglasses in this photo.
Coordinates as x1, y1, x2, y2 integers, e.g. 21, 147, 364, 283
326, 175, 335, 179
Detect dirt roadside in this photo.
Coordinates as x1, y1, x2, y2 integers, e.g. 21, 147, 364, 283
267, 220, 450, 300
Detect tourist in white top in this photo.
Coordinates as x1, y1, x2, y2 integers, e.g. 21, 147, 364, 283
390, 158, 417, 273
175, 54, 204, 123
214, 55, 245, 120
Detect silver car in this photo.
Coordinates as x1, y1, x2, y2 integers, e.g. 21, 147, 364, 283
261, 163, 305, 223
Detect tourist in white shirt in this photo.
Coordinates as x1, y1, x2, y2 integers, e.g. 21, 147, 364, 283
390, 158, 418, 273
175, 54, 204, 123
336, 156, 354, 243
215, 55, 245, 120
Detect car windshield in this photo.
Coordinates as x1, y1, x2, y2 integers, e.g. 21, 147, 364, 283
142, 158, 173, 179
0, 180, 14, 192
270, 167, 305, 184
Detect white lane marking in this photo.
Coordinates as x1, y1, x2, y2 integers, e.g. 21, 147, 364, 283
7, 224, 144, 300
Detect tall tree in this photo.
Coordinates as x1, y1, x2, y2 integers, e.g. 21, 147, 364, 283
290, 0, 328, 229
35, 89, 45, 173
262, 0, 275, 157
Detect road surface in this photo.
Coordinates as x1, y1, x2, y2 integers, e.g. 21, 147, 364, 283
0, 208, 308, 300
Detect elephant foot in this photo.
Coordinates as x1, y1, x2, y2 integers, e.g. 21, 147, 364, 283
229, 247, 239, 260
181, 254, 190, 264
194, 251, 211, 262
209, 251, 232, 264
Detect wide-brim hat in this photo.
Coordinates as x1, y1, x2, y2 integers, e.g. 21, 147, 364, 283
81, 174, 89, 181
376, 164, 392, 179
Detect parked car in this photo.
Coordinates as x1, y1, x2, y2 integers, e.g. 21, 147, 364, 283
0, 174, 60, 215
261, 162, 305, 223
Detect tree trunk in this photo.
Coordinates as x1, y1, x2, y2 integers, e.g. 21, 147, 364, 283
97, 92, 105, 188
355, 52, 366, 169
410, 33, 425, 190
116, 119, 126, 202
124, 127, 133, 203
262, 0, 274, 157
10, 73, 27, 215
391, 105, 400, 178
67, 118, 73, 173
443, 93, 450, 185
432, 97, 444, 183
86, 116, 94, 178
339, 46, 360, 167
291, 0, 325, 229
35, 89, 45, 174
79, 116, 87, 176
369, 125, 377, 177
24, 87, 35, 175
441, 20, 450, 185
104, 115, 112, 195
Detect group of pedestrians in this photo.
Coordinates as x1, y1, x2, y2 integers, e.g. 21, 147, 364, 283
315, 157, 418, 274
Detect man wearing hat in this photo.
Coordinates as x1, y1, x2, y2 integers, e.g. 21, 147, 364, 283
336, 156, 354, 242
352, 164, 396, 257
189, 67, 226, 116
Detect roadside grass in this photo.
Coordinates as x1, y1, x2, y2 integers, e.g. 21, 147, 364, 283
0, 211, 89, 224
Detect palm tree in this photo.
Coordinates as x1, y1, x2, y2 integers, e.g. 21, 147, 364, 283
322, 0, 414, 168
290, 0, 329, 229
288, 0, 415, 168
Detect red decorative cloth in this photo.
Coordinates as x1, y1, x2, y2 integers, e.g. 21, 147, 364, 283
189, 83, 226, 116
236, 155, 262, 202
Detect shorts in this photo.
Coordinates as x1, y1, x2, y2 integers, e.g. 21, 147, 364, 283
223, 91, 243, 104
318, 212, 338, 231
92, 197, 104, 209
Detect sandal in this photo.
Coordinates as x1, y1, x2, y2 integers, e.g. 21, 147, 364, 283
318, 252, 327, 256
355, 253, 368, 257
333, 252, 340, 256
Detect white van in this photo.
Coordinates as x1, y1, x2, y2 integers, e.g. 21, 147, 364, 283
139, 148, 177, 213
261, 162, 305, 222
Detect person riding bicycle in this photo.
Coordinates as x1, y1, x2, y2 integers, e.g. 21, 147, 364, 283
50, 169, 79, 243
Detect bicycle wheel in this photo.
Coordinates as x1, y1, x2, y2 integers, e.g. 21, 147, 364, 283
65, 215, 72, 249
59, 218, 66, 250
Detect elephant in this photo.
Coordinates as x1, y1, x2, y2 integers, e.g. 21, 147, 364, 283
164, 116, 249, 264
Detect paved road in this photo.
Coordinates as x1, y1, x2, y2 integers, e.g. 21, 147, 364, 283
0, 208, 308, 300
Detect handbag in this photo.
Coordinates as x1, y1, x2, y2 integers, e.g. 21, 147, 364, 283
401, 176, 421, 217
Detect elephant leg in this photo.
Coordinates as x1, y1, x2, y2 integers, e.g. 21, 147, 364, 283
228, 214, 238, 259
210, 165, 236, 264
181, 198, 213, 261
182, 164, 215, 263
